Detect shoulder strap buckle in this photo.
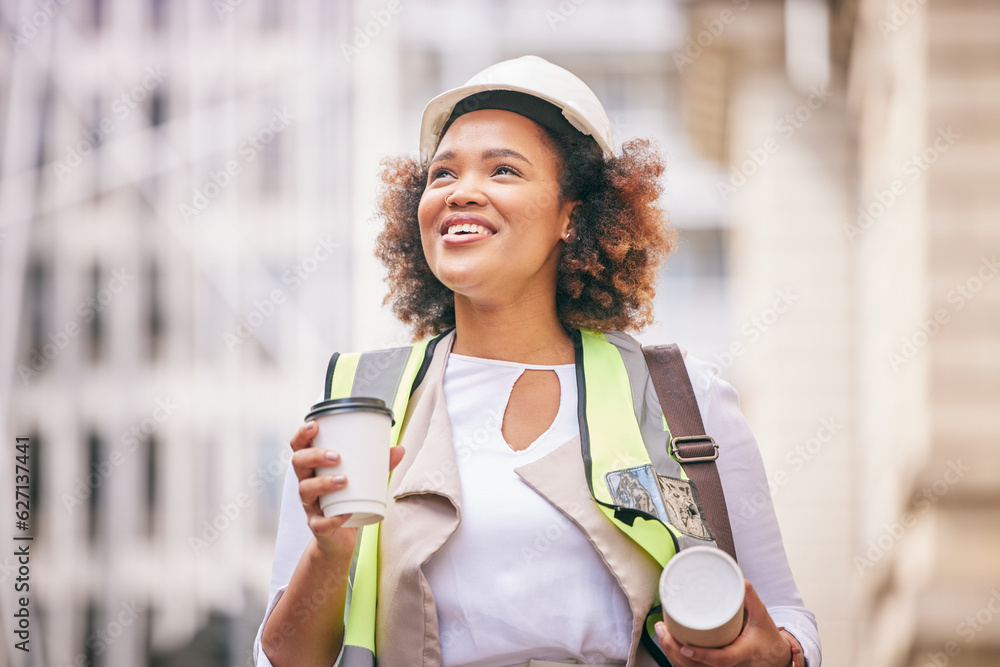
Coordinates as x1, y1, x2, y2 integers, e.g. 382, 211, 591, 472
670, 435, 719, 462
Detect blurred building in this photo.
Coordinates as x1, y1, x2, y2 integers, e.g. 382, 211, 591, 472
0, 2, 361, 666
0, 1, 997, 667
0, 1, 724, 666
678, 0, 1000, 665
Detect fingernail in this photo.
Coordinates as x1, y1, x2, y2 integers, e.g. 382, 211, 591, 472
680, 647, 694, 658
331, 475, 346, 484
325, 451, 339, 462
655, 622, 665, 640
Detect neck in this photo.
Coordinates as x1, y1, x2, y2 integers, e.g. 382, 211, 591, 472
450, 291, 574, 365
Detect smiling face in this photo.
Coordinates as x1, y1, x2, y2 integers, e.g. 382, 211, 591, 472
418, 109, 577, 309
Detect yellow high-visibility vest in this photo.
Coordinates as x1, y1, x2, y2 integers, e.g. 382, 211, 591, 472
325, 329, 713, 666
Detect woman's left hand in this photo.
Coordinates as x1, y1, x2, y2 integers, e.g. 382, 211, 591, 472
655, 580, 792, 667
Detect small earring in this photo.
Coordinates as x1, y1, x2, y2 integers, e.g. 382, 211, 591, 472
562, 229, 573, 241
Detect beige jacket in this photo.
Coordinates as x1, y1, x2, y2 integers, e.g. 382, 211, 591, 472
374, 331, 664, 667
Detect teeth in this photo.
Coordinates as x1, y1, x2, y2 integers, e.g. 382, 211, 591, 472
446, 223, 493, 236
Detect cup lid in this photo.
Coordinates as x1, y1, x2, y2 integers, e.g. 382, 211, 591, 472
660, 546, 745, 631
305, 397, 395, 425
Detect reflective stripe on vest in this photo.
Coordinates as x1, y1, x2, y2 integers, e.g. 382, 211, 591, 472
576, 329, 681, 567
326, 329, 703, 665
325, 334, 444, 666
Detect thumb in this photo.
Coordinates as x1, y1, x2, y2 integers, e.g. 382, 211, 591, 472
742, 580, 767, 623
389, 445, 406, 471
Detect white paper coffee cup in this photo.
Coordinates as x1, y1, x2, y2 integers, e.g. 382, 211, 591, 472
659, 546, 745, 648
305, 397, 395, 528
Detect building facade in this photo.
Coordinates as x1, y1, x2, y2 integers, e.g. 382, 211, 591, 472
0, 1, 997, 666
681, 0, 1000, 665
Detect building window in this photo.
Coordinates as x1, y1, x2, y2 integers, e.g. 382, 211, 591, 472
86, 432, 102, 543
26, 258, 50, 355
144, 605, 156, 663
145, 436, 158, 538
147, 90, 167, 197
663, 227, 726, 278
87, 265, 103, 362
260, 125, 282, 195
150, 90, 166, 128
149, 0, 167, 30
27, 431, 43, 535
91, 94, 104, 197
35, 82, 53, 170
83, 602, 101, 667
643, 226, 730, 362
261, 0, 281, 29
256, 438, 283, 537
91, 0, 103, 31
146, 261, 164, 361
90, 94, 105, 148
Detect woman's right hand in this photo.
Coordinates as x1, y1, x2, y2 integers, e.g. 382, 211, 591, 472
290, 420, 406, 562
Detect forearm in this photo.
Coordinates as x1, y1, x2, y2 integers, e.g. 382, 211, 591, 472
261, 539, 352, 667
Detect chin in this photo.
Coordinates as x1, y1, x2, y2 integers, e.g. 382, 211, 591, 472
433, 263, 489, 293
439, 276, 496, 305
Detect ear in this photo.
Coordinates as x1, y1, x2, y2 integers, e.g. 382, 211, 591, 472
558, 200, 579, 240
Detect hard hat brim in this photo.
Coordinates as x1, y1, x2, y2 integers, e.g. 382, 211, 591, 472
419, 81, 615, 168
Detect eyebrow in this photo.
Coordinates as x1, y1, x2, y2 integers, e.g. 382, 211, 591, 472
430, 147, 533, 167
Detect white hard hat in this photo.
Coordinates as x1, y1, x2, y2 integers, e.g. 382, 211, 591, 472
419, 55, 615, 168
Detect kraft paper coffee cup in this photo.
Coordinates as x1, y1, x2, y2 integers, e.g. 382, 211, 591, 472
659, 546, 745, 648
305, 397, 394, 528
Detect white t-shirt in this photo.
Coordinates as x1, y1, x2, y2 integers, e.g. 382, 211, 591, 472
423, 353, 632, 665
254, 352, 822, 667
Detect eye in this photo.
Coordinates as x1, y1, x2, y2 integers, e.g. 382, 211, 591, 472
431, 167, 456, 181
493, 164, 520, 177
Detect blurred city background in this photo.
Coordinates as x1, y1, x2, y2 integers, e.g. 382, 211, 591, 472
0, 0, 997, 665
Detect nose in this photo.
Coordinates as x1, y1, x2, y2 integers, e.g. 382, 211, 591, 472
445, 177, 487, 207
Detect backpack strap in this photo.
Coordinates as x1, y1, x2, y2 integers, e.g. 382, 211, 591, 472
642, 344, 737, 562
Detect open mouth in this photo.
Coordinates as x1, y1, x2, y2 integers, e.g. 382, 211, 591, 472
446, 223, 494, 236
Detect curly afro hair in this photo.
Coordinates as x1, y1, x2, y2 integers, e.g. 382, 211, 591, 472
374, 126, 675, 340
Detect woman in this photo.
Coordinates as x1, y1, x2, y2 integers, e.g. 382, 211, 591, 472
255, 56, 820, 667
